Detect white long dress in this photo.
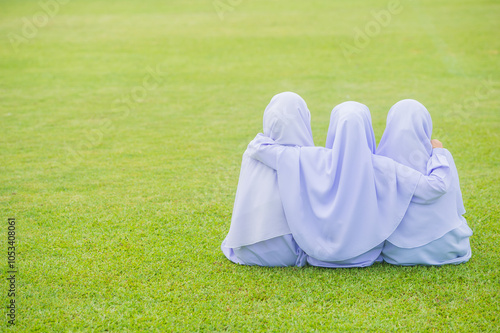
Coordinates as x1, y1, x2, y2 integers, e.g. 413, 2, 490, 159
377, 99, 472, 266
221, 92, 313, 267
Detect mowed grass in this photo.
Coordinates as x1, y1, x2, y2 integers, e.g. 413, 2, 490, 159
0, 0, 499, 331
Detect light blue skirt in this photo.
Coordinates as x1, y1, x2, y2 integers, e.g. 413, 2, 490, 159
221, 234, 306, 267
221, 235, 383, 268
382, 221, 472, 266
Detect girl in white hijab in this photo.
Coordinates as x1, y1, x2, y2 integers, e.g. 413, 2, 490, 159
248, 101, 453, 267
221, 92, 313, 266
377, 99, 472, 265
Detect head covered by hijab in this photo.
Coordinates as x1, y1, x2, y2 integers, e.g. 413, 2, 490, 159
263, 92, 314, 147
253, 101, 423, 261
377, 99, 433, 174
223, 92, 314, 248
377, 99, 466, 248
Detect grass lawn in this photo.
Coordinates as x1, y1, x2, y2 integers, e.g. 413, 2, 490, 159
1, 0, 499, 331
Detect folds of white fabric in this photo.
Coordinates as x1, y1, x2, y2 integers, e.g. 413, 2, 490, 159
249, 102, 424, 262
377, 99, 471, 251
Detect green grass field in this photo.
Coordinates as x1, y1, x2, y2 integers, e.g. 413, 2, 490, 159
1, 0, 499, 331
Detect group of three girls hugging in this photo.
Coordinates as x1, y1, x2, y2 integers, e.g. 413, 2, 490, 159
222, 92, 472, 268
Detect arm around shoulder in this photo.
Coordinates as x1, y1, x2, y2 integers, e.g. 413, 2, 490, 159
412, 148, 452, 204
246, 134, 286, 170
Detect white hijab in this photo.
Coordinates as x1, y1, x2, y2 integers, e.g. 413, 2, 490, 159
377, 99, 465, 248
249, 101, 422, 261
223, 92, 314, 248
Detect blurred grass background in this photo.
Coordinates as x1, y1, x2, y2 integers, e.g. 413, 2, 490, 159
0, 0, 499, 331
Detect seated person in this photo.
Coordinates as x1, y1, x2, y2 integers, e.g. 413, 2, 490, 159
221, 92, 313, 267
377, 99, 472, 266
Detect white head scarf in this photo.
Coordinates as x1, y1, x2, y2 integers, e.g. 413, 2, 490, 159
263, 92, 314, 147
249, 101, 422, 261
377, 99, 433, 174
223, 92, 314, 248
377, 99, 466, 247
